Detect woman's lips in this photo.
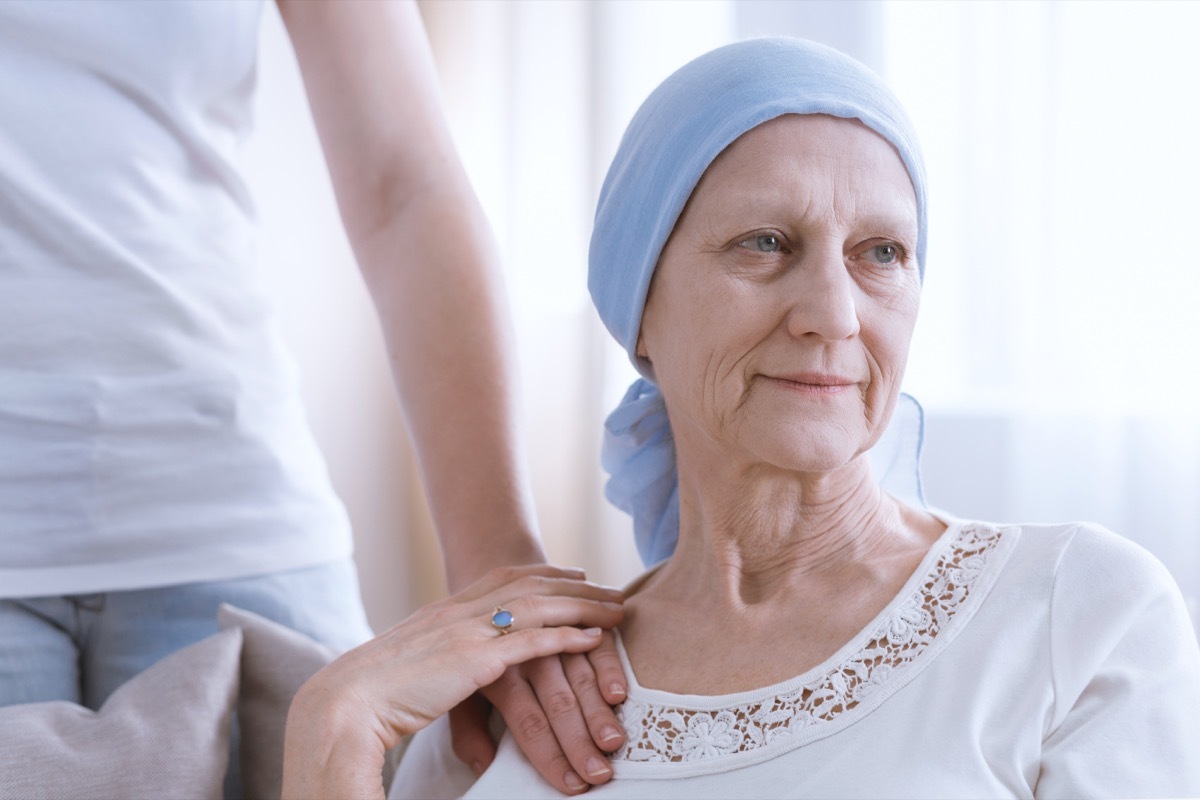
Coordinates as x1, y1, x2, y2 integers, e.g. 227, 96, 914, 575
760, 373, 858, 394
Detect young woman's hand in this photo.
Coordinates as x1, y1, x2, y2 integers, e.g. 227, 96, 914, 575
281, 565, 623, 799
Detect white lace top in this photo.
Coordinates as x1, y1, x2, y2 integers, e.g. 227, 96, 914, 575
612, 521, 1006, 774
391, 520, 1200, 799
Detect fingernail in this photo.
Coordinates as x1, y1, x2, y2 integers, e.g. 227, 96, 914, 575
600, 725, 623, 745
603, 601, 623, 612
586, 757, 611, 778
582, 627, 602, 636
609, 682, 626, 698
471, 761, 485, 776
564, 771, 586, 791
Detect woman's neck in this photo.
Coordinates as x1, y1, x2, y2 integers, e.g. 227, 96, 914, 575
658, 456, 925, 606
619, 454, 946, 694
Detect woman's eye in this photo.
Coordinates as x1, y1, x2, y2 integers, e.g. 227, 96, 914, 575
867, 243, 902, 265
738, 234, 782, 253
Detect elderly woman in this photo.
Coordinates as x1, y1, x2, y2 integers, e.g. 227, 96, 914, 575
283, 38, 1200, 798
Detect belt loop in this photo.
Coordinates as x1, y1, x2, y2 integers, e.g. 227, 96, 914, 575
69, 593, 106, 614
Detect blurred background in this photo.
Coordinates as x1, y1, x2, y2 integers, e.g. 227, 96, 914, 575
244, 0, 1200, 634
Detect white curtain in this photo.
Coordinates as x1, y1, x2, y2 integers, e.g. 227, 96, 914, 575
882, 0, 1200, 629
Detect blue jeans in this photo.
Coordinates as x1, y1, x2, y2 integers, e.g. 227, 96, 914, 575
0, 558, 375, 795
0, 558, 373, 707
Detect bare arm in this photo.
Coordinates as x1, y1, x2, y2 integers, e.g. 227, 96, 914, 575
275, 1, 629, 791
276, 0, 541, 588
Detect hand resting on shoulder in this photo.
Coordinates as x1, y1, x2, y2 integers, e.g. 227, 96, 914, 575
280, 565, 623, 800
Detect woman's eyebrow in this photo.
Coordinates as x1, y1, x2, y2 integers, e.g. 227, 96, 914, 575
852, 210, 919, 236
702, 195, 917, 236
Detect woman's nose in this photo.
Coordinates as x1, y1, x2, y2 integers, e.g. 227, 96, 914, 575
784, 249, 860, 342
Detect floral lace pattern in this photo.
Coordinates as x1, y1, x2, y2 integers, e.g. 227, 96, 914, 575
613, 523, 1005, 764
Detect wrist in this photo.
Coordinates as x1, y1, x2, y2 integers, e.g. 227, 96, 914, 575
444, 533, 546, 591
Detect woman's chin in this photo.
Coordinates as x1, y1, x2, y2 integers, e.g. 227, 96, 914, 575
740, 431, 869, 479
733, 397, 880, 469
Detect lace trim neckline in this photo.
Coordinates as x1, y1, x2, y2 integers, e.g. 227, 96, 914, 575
610, 520, 1014, 775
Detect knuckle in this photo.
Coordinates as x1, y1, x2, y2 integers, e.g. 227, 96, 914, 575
489, 564, 521, 584
515, 709, 553, 741
567, 665, 599, 697
544, 689, 579, 718
513, 574, 549, 597
523, 592, 548, 613
509, 591, 544, 621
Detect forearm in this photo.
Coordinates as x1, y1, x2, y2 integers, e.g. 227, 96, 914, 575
277, 0, 544, 590
352, 178, 544, 590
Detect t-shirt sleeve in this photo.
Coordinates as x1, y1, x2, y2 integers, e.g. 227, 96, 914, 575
388, 715, 480, 800
1036, 524, 1200, 799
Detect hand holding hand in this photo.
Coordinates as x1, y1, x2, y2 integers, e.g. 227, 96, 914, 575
281, 565, 624, 799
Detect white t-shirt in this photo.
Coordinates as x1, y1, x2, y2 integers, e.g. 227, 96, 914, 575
0, 1, 352, 596
391, 520, 1200, 799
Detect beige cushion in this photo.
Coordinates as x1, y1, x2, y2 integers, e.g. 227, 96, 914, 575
217, 603, 337, 800
218, 604, 405, 799
0, 627, 242, 800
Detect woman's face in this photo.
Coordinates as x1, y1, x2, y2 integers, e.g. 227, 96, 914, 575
637, 114, 921, 475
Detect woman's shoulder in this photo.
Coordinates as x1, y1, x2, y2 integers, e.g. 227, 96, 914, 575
989, 520, 1200, 794
988, 518, 1176, 594
938, 516, 1189, 639
961, 517, 1192, 648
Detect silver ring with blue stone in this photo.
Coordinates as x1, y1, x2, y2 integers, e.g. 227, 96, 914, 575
491, 607, 515, 635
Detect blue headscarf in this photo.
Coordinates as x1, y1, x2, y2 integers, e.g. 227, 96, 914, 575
589, 37, 929, 567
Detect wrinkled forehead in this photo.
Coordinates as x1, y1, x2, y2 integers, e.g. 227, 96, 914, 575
588, 38, 927, 374
680, 114, 919, 236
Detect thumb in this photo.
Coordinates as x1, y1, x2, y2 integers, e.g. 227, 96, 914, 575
449, 693, 497, 776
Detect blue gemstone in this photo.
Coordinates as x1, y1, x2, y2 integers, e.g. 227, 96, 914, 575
492, 609, 514, 628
